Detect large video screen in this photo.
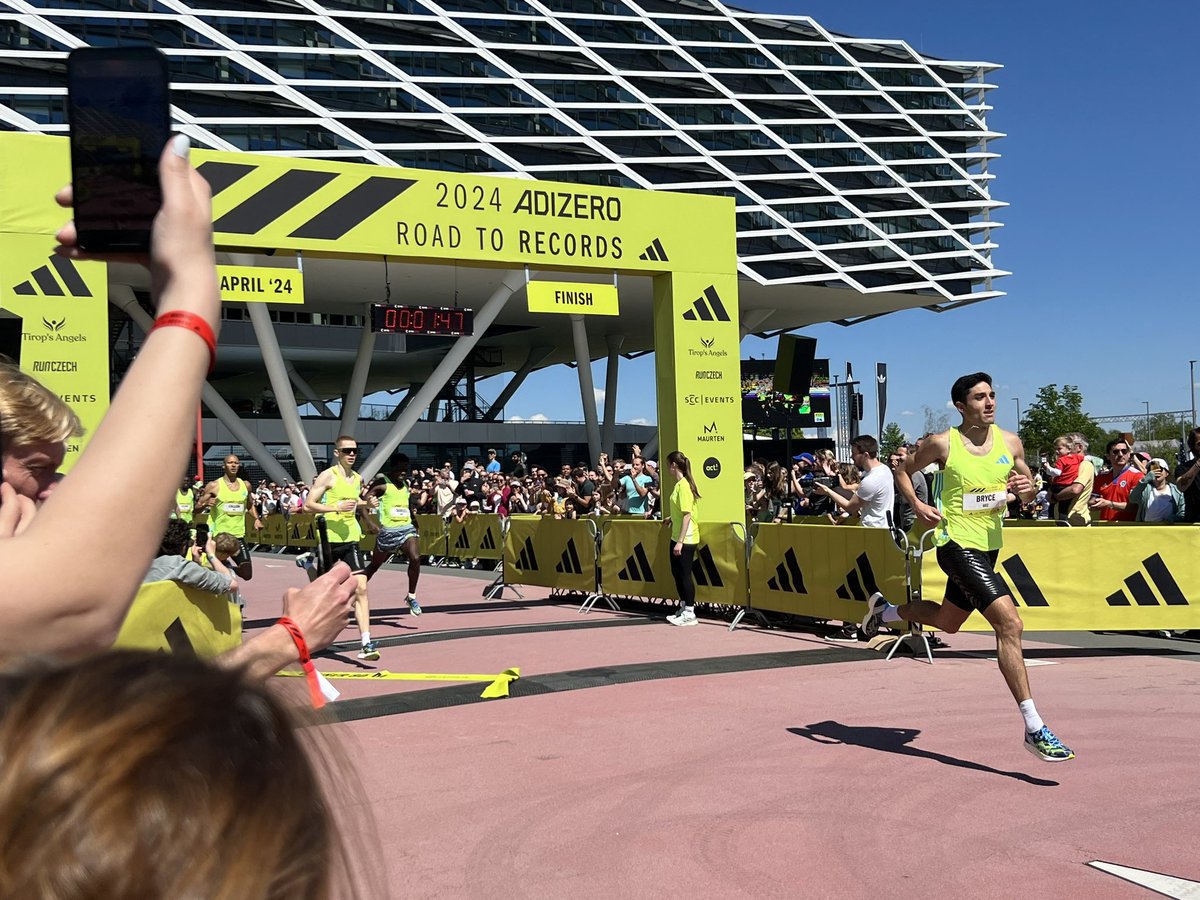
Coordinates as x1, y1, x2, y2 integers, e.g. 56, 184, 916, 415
742, 358, 831, 428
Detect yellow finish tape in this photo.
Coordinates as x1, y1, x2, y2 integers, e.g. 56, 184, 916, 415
279, 667, 520, 699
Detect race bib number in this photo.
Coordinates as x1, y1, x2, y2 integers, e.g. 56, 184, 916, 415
222, 502, 246, 515
962, 490, 1006, 513
178, 503, 192, 513
389, 507, 411, 521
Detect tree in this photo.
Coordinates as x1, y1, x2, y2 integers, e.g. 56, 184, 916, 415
879, 422, 907, 459
1018, 384, 1106, 460
922, 405, 950, 436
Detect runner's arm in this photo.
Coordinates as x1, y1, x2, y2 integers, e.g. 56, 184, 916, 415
899, 433, 946, 525
302, 471, 337, 514
1176, 458, 1200, 492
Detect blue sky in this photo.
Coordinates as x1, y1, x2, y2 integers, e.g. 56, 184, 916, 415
492, 1, 1200, 438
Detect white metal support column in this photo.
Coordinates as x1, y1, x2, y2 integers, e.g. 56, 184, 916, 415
482, 345, 554, 421
340, 306, 376, 435
286, 361, 333, 418
245, 301, 316, 484
571, 314, 603, 465
109, 285, 294, 486
601, 333, 623, 456
360, 269, 528, 480
229, 254, 316, 483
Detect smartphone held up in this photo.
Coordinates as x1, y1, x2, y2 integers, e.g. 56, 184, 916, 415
66, 47, 171, 252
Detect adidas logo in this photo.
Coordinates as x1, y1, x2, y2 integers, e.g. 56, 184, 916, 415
455, 530, 471, 550
638, 238, 669, 262
999, 554, 1049, 607
835, 553, 879, 602
691, 545, 723, 588
767, 548, 807, 593
1105, 553, 1189, 607
516, 536, 538, 570
997, 454, 1011, 465
555, 537, 583, 575
618, 542, 655, 582
480, 528, 496, 550
289, 522, 314, 541
12, 255, 93, 298
682, 286, 730, 322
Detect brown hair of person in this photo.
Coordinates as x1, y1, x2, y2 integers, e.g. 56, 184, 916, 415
665, 450, 701, 499
0, 652, 345, 899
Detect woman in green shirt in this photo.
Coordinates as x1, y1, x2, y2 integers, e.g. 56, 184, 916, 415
664, 451, 701, 627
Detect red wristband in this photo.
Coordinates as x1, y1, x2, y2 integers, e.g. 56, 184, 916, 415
150, 310, 217, 375
277, 616, 325, 710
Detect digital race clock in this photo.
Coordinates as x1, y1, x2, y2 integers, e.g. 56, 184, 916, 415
369, 304, 474, 336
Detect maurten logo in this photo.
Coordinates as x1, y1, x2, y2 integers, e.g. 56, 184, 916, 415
638, 238, 669, 262
11, 255, 93, 298
835, 553, 880, 602
42, 317, 66, 333
1104, 553, 1189, 607
691, 545, 723, 588
618, 542, 655, 582
682, 286, 731, 322
767, 547, 806, 593
516, 536, 538, 570
555, 538, 583, 575
703, 422, 718, 434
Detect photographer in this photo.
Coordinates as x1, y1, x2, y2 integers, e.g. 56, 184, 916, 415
790, 452, 835, 517
565, 467, 596, 518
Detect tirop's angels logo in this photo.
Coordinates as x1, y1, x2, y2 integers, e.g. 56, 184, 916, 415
42, 317, 65, 332
701, 337, 715, 349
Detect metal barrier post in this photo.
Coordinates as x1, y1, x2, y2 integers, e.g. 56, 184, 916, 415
483, 517, 524, 601
577, 518, 613, 613
729, 521, 772, 631
879, 524, 938, 663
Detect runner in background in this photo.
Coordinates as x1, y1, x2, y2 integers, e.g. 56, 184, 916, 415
365, 453, 422, 616
198, 454, 262, 581
305, 436, 378, 660
172, 474, 195, 524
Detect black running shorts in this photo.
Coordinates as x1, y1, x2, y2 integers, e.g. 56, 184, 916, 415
935, 541, 1012, 613
327, 541, 367, 575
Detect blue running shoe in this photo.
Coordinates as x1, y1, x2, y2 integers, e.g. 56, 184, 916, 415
1024, 726, 1074, 762
357, 641, 380, 661
406, 595, 422, 616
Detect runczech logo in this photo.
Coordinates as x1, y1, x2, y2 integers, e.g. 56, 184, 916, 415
11, 255, 93, 298
479, 528, 496, 551
455, 530, 471, 550
1105, 553, 1189, 607
516, 536, 538, 570
682, 286, 731, 322
767, 548, 807, 593
691, 545, 723, 588
835, 553, 879, 602
618, 542, 655, 582
702, 457, 721, 478
42, 317, 65, 332
555, 538, 583, 575
638, 238, 669, 262
998, 554, 1049, 607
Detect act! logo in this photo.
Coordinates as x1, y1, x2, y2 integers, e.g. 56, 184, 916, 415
702, 457, 721, 478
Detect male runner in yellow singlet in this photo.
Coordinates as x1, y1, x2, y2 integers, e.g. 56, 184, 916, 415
198, 455, 263, 581
173, 474, 195, 524
365, 453, 422, 615
304, 435, 378, 660
863, 372, 1074, 762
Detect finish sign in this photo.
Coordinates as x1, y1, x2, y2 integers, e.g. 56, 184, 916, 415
526, 281, 619, 316
217, 265, 304, 304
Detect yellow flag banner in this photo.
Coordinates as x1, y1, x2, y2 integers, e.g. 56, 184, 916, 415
749, 523, 908, 620
279, 667, 520, 699
114, 581, 242, 658
920, 525, 1200, 632
503, 516, 596, 592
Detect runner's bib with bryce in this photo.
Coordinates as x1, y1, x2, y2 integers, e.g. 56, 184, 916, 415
209, 478, 250, 537
936, 425, 1013, 551
322, 469, 363, 543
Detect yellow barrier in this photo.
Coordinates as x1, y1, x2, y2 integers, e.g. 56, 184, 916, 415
599, 519, 748, 607
504, 516, 597, 592
749, 523, 908, 621
114, 580, 243, 657
446, 513, 503, 560
415, 513, 447, 557
920, 526, 1200, 632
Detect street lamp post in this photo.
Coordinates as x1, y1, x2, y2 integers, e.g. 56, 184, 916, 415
1190, 359, 1196, 429
1012, 397, 1021, 429
1143, 400, 1151, 442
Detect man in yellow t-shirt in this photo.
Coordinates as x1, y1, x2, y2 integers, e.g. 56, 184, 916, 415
304, 435, 376, 660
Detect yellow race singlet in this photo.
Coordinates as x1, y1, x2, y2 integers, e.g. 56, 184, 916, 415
321, 469, 363, 543
936, 426, 1013, 551
209, 478, 249, 538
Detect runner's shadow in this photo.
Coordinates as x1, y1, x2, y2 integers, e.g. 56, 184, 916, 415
787, 721, 1058, 787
